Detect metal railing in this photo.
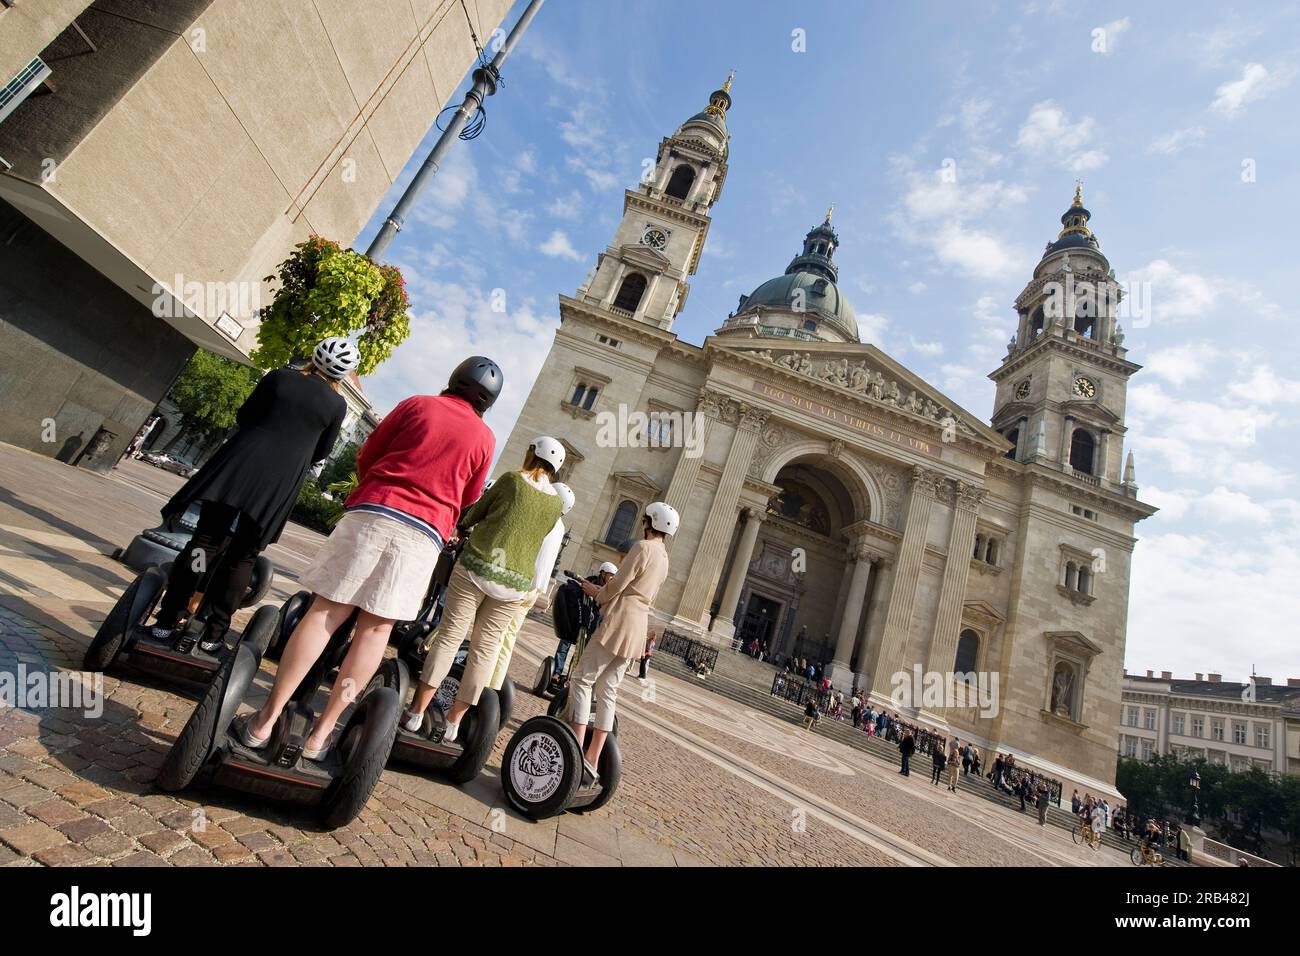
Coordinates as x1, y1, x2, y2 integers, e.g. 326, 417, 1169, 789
657, 629, 719, 672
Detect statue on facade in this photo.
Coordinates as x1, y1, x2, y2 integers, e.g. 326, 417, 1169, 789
869, 370, 884, 401
923, 398, 939, 419
849, 361, 870, 391
1051, 664, 1075, 718
796, 353, 814, 375
886, 381, 902, 405
775, 352, 798, 369
1006, 332, 1017, 354
1113, 324, 1125, 347
821, 358, 848, 387
904, 390, 922, 413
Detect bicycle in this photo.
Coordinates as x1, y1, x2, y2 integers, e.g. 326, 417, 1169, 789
1071, 817, 1100, 849
1130, 841, 1165, 866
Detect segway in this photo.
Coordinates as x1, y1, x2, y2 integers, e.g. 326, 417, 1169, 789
83, 546, 277, 685
529, 571, 591, 701
156, 589, 401, 828
501, 573, 622, 819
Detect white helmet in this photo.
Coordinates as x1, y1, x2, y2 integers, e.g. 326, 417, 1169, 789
529, 435, 566, 474
312, 337, 360, 380
599, 561, 619, 576
644, 501, 679, 536
552, 482, 576, 516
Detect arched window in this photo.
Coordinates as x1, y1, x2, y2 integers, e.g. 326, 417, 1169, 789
613, 273, 647, 313
954, 629, 979, 674
973, 534, 984, 560
802, 319, 817, 331
1029, 306, 1045, 339
571, 383, 588, 407
604, 499, 639, 550
1065, 562, 1079, 589
1069, 428, 1096, 474
665, 164, 695, 200
1004, 428, 1019, 460
1074, 312, 1095, 337
582, 387, 598, 411
1078, 566, 1092, 595
985, 538, 998, 565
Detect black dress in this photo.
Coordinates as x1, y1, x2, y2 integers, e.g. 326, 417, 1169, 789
162, 368, 346, 551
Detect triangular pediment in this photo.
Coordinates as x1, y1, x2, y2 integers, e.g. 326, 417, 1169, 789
618, 243, 673, 272
610, 470, 663, 496
706, 336, 1009, 451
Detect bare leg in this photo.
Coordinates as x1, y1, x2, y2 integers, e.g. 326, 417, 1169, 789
568, 720, 588, 754
305, 609, 393, 751
584, 728, 608, 766
247, 595, 354, 739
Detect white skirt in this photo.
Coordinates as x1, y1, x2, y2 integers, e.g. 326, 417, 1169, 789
297, 510, 441, 621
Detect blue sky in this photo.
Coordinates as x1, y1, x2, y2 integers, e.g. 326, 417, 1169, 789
355, 1, 1300, 680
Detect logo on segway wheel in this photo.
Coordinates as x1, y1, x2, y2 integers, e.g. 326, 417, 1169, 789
510, 733, 565, 802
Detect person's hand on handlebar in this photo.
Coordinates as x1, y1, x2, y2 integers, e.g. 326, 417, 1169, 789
579, 579, 599, 598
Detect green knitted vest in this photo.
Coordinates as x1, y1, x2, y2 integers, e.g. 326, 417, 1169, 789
459, 471, 564, 592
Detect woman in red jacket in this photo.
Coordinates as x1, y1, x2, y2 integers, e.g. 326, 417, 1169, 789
239, 357, 501, 759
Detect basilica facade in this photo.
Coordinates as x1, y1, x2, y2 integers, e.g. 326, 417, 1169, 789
496, 79, 1156, 796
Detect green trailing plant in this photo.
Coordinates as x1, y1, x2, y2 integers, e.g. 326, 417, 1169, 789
251, 235, 412, 376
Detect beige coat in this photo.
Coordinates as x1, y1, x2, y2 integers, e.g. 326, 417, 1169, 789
592, 535, 668, 660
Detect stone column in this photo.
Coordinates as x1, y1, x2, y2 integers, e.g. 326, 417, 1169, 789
674, 403, 767, 630
924, 481, 983, 676
828, 542, 875, 690
827, 552, 856, 644
1097, 427, 1111, 481
857, 558, 894, 697
866, 467, 941, 703
710, 509, 764, 641
600, 261, 627, 308
634, 273, 662, 323
661, 390, 717, 552
1059, 415, 1075, 467
1015, 417, 1028, 461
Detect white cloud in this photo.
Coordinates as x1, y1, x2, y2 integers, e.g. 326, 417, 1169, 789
909, 337, 943, 356
1143, 342, 1216, 386
857, 313, 890, 347
908, 281, 928, 294
1195, 486, 1271, 523
1016, 100, 1108, 172
1146, 126, 1206, 155
545, 189, 583, 221
538, 229, 582, 261
1211, 62, 1292, 116
1227, 366, 1300, 405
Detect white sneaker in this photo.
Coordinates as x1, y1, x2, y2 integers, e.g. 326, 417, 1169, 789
401, 710, 423, 733
442, 722, 459, 743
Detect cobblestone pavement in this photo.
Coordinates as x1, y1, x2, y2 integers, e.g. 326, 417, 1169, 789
0, 443, 1130, 866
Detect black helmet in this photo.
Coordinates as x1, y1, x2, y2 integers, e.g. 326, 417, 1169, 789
445, 356, 502, 414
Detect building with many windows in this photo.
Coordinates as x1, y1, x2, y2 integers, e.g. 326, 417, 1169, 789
497, 78, 1157, 798
1119, 670, 1300, 775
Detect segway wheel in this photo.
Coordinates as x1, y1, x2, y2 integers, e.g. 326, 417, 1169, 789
500, 716, 583, 820
236, 604, 280, 660
570, 733, 621, 815
531, 657, 554, 697
265, 590, 311, 661
240, 555, 275, 608
157, 646, 248, 792
364, 657, 411, 708
498, 677, 515, 730
320, 686, 401, 828
448, 686, 500, 784
84, 567, 165, 672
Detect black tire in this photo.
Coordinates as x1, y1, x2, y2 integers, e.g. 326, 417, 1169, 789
448, 687, 500, 784
1130, 847, 1143, 866
235, 604, 280, 660
570, 733, 621, 815
531, 657, 554, 697
500, 716, 583, 820
157, 650, 236, 791
265, 590, 311, 662
396, 621, 433, 674
83, 578, 139, 672
1072, 825, 1084, 846
240, 555, 274, 608
320, 687, 401, 828
498, 677, 515, 730
364, 657, 410, 707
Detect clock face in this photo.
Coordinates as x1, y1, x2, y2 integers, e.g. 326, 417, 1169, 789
1073, 376, 1096, 398
642, 228, 668, 250
1015, 380, 1031, 400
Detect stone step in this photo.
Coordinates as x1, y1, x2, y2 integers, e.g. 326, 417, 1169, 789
648, 653, 1182, 862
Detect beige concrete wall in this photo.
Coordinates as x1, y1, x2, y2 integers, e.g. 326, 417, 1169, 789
8, 0, 512, 354
0, 0, 94, 78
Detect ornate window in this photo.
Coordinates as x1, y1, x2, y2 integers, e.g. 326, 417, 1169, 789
603, 499, 640, 551
665, 164, 695, 200
613, 273, 648, 313
972, 532, 1003, 568
1058, 545, 1097, 603
1004, 428, 1019, 460
1029, 305, 1045, 340
1042, 631, 1101, 726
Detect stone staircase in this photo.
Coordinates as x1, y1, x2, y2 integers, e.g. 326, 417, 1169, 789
650, 651, 1180, 862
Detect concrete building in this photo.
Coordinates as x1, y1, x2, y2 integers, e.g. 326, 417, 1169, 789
497, 79, 1157, 798
1120, 670, 1300, 775
0, 0, 511, 470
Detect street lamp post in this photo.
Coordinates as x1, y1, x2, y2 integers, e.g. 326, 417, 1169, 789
1186, 768, 1201, 827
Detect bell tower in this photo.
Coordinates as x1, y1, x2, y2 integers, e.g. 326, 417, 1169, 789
577, 75, 734, 331
989, 187, 1141, 490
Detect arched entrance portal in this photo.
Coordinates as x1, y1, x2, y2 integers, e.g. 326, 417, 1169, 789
713, 452, 882, 689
